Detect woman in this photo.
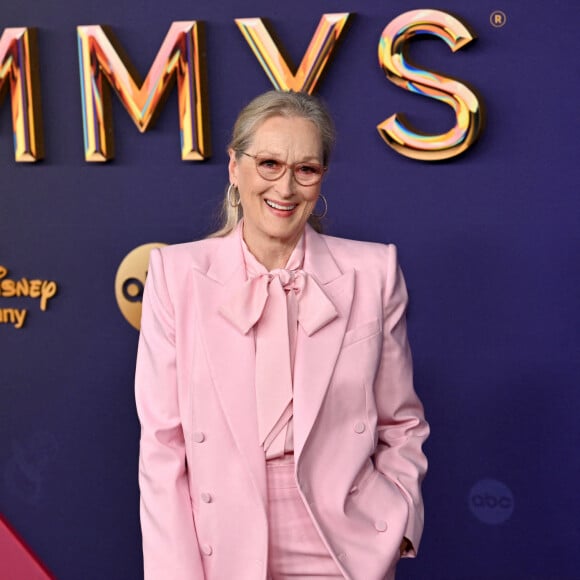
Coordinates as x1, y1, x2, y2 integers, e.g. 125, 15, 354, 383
135, 90, 429, 580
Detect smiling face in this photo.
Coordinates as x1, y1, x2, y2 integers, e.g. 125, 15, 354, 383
228, 115, 324, 268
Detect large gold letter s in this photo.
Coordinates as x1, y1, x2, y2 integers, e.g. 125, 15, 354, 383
0, 28, 43, 162
378, 10, 483, 161
77, 22, 210, 162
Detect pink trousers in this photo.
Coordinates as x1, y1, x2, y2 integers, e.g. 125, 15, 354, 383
266, 456, 344, 579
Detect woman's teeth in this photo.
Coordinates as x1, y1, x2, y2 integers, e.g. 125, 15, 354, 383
266, 200, 297, 211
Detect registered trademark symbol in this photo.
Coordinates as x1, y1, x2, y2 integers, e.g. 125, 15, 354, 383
490, 10, 507, 28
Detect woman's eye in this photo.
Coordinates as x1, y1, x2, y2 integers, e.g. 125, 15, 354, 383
259, 158, 281, 170
297, 164, 319, 174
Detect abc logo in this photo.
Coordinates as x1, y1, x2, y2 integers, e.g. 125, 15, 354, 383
468, 478, 514, 525
115, 243, 166, 330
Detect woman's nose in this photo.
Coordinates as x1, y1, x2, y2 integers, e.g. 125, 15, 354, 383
274, 167, 295, 197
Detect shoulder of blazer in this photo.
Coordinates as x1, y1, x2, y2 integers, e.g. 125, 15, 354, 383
157, 236, 227, 275
319, 233, 399, 274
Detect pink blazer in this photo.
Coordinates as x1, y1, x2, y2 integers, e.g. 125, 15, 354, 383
135, 225, 429, 580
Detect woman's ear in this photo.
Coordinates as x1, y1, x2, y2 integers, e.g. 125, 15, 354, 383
228, 149, 238, 185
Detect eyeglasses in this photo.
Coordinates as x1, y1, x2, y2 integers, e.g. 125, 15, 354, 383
239, 151, 327, 186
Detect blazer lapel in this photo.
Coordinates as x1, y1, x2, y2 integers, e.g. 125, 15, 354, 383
191, 226, 354, 492
191, 230, 267, 509
293, 227, 355, 461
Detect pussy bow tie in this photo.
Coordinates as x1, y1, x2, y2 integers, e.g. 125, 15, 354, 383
219, 269, 338, 450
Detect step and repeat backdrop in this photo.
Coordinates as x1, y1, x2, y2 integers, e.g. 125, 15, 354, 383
1, 0, 578, 578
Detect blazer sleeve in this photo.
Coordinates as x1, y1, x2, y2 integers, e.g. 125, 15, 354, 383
373, 244, 429, 557
135, 248, 205, 579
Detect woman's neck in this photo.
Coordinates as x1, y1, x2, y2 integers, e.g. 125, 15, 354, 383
242, 225, 302, 271
247, 241, 294, 271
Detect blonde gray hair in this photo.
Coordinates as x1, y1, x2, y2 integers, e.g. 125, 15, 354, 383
209, 90, 335, 237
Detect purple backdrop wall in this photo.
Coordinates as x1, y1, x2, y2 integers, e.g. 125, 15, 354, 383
1, 1, 579, 578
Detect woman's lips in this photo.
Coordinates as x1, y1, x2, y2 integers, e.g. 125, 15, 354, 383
265, 199, 297, 212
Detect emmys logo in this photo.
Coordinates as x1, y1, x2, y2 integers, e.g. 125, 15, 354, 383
468, 478, 514, 525
115, 243, 166, 330
1, 10, 483, 164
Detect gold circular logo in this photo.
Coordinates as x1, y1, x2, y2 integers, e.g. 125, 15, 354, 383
115, 243, 167, 330
490, 10, 507, 28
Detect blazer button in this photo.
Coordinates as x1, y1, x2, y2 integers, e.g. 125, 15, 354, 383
353, 422, 366, 434
201, 543, 213, 556
337, 552, 347, 562
193, 431, 205, 443
201, 492, 213, 503
374, 520, 388, 532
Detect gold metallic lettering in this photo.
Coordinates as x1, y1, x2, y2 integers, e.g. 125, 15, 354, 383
13, 308, 26, 328
378, 9, 483, 160
235, 13, 351, 94
0, 266, 58, 310
29, 279, 41, 298
40, 281, 57, 311
0, 308, 27, 329
1, 279, 16, 296
77, 22, 210, 161
15, 279, 29, 295
0, 27, 44, 161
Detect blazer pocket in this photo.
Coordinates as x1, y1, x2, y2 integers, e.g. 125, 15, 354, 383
342, 319, 381, 349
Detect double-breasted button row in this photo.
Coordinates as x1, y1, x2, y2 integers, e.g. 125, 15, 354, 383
192, 431, 212, 556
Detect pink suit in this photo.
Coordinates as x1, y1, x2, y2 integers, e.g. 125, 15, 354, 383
135, 224, 429, 580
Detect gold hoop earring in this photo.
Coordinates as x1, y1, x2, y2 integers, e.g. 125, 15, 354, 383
227, 183, 241, 207
311, 194, 328, 219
